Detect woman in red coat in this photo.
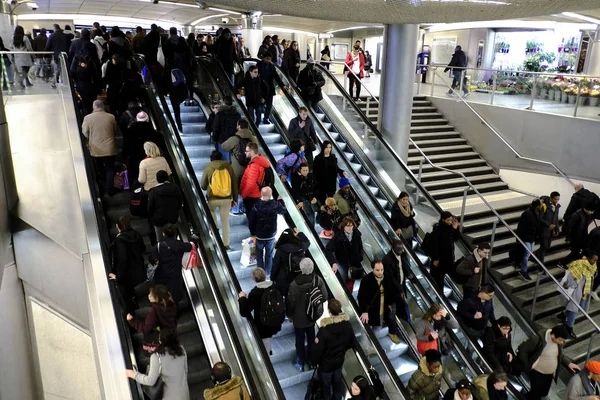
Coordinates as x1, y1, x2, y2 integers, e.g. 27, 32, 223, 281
345, 44, 365, 101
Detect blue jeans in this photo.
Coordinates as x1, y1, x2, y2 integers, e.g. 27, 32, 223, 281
451, 70, 468, 94
566, 298, 589, 327
294, 326, 315, 365
256, 238, 275, 275
217, 143, 232, 163
301, 198, 317, 226
521, 242, 535, 273
319, 367, 344, 400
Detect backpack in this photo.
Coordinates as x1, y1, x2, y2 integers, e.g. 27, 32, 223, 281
450, 256, 469, 284
259, 166, 275, 189
125, 110, 136, 130
171, 68, 186, 87
260, 286, 286, 327
210, 168, 232, 198
420, 223, 438, 257
235, 135, 251, 167
74, 55, 93, 79
305, 275, 324, 322
289, 249, 305, 274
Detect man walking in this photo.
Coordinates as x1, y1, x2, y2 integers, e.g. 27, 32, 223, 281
516, 199, 543, 281
455, 242, 491, 299
537, 192, 560, 263
82, 100, 117, 194
457, 284, 496, 341
148, 170, 183, 244
239, 142, 271, 218
561, 203, 595, 268
444, 45, 468, 97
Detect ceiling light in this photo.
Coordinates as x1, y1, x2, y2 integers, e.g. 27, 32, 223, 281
26, 2, 38, 9
562, 12, 600, 25
208, 7, 241, 15
263, 26, 318, 37
326, 26, 381, 34
196, 0, 208, 8
191, 13, 228, 25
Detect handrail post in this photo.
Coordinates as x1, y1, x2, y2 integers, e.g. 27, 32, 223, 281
417, 158, 424, 183
490, 72, 497, 105
459, 69, 465, 96
529, 75, 537, 110
574, 79, 583, 117
417, 70, 422, 95
530, 271, 542, 320
488, 219, 499, 266
430, 68, 436, 97
459, 188, 468, 233
586, 332, 597, 364
366, 96, 371, 117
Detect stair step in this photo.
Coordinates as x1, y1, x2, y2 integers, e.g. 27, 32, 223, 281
411, 112, 444, 120
409, 158, 488, 172
411, 118, 448, 127
410, 124, 455, 134
461, 210, 523, 232
411, 131, 462, 141
408, 151, 481, 165
427, 182, 509, 201
412, 106, 438, 113
408, 144, 473, 156
411, 137, 467, 148
418, 166, 495, 182
418, 174, 502, 191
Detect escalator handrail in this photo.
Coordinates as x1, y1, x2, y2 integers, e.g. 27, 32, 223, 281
60, 53, 143, 400
134, 54, 284, 399
312, 62, 600, 349
201, 55, 409, 400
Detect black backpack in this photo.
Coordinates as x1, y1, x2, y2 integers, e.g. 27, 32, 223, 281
235, 135, 251, 167
305, 276, 324, 323
259, 166, 275, 189
421, 223, 438, 257
450, 256, 469, 284
289, 249, 305, 274
74, 55, 93, 80
260, 286, 286, 327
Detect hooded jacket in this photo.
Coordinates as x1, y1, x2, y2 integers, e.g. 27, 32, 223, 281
200, 160, 237, 201
240, 155, 270, 199
270, 232, 310, 296
221, 129, 258, 179
334, 188, 359, 222
310, 312, 356, 372
540, 196, 560, 237
407, 357, 444, 400
325, 228, 363, 268
429, 222, 460, 264
482, 325, 516, 373
163, 35, 192, 74
248, 198, 286, 239
297, 66, 325, 102
203, 376, 251, 400
239, 280, 283, 338
112, 230, 146, 287
517, 205, 542, 243
108, 36, 131, 59
564, 188, 599, 228
287, 272, 328, 328
444, 49, 467, 73
148, 182, 183, 226
128, 302, 177, 335
213, 105, 241, 144
357, 271, 403, 327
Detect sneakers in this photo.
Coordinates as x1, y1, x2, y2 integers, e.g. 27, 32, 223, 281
355, 98, 362, 103
462, 92, 470, 98
293, 358, 304, 372
518, 270, 533, 281
592, 291, 599, 301
224, 246, 232, 252
388, 333, 401, 344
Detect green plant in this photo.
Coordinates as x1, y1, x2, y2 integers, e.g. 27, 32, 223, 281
543, 52, 556, 65
526, 40, 542, 50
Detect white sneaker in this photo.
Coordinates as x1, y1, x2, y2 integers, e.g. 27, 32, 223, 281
592, 291, 599, 301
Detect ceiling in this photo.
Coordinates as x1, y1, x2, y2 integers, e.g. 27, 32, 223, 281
10, 0, 600, 32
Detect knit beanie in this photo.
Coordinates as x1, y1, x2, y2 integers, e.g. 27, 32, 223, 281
325, 197, 336, 207
586, 360, 600, 374
299, 258, 314, 275
339, 177, 350, 188
136, 111, 149, 122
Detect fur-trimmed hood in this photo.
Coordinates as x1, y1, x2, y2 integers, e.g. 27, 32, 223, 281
203, 376, 244, 400
319, 312, 349, 327
419, 356, 443, 376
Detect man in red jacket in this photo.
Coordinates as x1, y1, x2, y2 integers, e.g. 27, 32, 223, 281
239, 142, 271, 218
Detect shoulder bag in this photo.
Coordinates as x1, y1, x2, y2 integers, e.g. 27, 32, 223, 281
142, 354, 164, 400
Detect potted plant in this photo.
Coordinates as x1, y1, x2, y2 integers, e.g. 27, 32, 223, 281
589, 88, 600, 107
539, 80, 551, 99
579, 87, 590, 106
565, 86, 577, 104
550, 82, 561, 101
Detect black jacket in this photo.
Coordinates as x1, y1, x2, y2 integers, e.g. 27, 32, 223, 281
288, 116, 317, 147
213, 105, 241, 144
144, 30, 161, 64
357, 272, 403, 327
482, 325, 516, 372
455, 252, 488, 293
444, 49, 467, 73
239, 281, 283, 338
589, 226, 600, 255
540, 196, 560, 237
318, 205, 343, 231
310, 313, 355, 372
248, 199, 286, 239
257, 60, 278, 97
381, 249, 411, 293
564, 188, 599, 226
282, 48, 301, 81
297, 67, 325, 103
429, 222, 460, 264
107, 36, 132, 60
215, 36, 236, 74
163, 35, 192, 75
390, 201, 416, 231
270, 233, 310, 296
235, 74, 269, 108
326, 229, 363, 268
457, 296, 496, 333
112, 230, 146, 288
517, 329, 572, 382
46, 29, 71, 59
291, 172, 318, 202
516, 206, 541, 243
566, 209, 592, 245
312, 153, 344, 200
122, 121, 164, 185
148, 182, 183, 226
150, 237, 192, 302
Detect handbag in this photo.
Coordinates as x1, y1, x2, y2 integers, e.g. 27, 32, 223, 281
130, 184, 149, 217
348, 264, 365, 280
304, 368, 322, 400
157, 39, 165, 67
147, 243, 160, 281
417, 332, 439, 355
142, 354, 164, 400
240, 237, 257, 267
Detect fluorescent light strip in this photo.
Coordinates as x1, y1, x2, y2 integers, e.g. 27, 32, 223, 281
192, 13, 228, 26
208, 7, 241, 15
263, 26, 318, 37
562, 12, 600, 25
326, 25, 382, 34
426, 19, 597, 32
16, 13, 182, 29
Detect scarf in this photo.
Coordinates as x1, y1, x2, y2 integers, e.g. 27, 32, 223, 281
568, 259, 597, 295
397, 201, 412, 218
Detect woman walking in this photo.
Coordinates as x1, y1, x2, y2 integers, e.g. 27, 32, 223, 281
10, 26, 33, 88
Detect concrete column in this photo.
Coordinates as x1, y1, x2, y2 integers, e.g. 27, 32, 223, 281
182, 25, 194, 37
241, 14, 263, 58
378, 24, 419, 165
0, 3, 16, 45
584, 28, 600, 76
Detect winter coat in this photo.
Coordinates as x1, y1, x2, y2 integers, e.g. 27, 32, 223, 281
257, 43, 271, 59
268, 43, 284, 67
291, 172, 318, 203
143, 30, 161, 64
256, 60, 277, 97
482, 325, 517, 373
205, 112, 216, 137
212, 105, 241, 144
310, 312, 356, 372
390, 201, 417, 232
444, 49, 467, 73
148, 182, 183, 226
239, 280, 283, 338
203, 376, 251, 400
564, 188, 599, 228
221, 129, 258, 179
456, 252, 488, 293
471, 374, 509, 400
516, 329, 572, 382
139, 157, 172, 191
112, 230, 146, 288
235, 74, 269, 108
215, 36, 236, 75
566, 209, 592, 245
561, 271, 591, 314
326, 228, 363, 268
566, 369, 598, 400
297, 67, 325, 103
345, 51, 365, 78
517, 206, 542, 243
150, 237, 192, 302
540, 197, 560, 238
46, 29, 71, 59
429, 222, 460, 264
10, 36, 33, 68
357, 272, 403, 327
162, 35, 191, 73
318, 205, 343, 231
270, 233, 310, 296
590, 226, 600, 255
82, 108, 117, 157
382, 249, 411, 293
70, 53, 102, 100
313, 153, 344, 200
407, 356, 443, 400
93, 35, 108, 63
69, 38, 98, 64
33, 34, 47, 54
282, 47, 301, 82
107, 36, 131, 60
248, 198, 286, 239
240, 155, 270, 199
200, 160, 237, 200
122, 121, 164, 183
288, 116, 317, 149
457, 296, 496, 334
276, 152, 305, 178
134, 350, 190, 400
132, 32, 146, 54
334, 188, 360, 223
287, 273, 328, 328
128, 302, 177, 335
414, 315, 458, 356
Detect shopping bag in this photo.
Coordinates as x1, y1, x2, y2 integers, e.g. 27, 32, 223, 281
157, 40, 165, 67
240, 237, 257, 267
130, 185, 148, 217
182, 243, 199, 270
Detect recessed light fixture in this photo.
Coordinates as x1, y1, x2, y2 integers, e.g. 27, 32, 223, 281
562, 12, 600, 25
